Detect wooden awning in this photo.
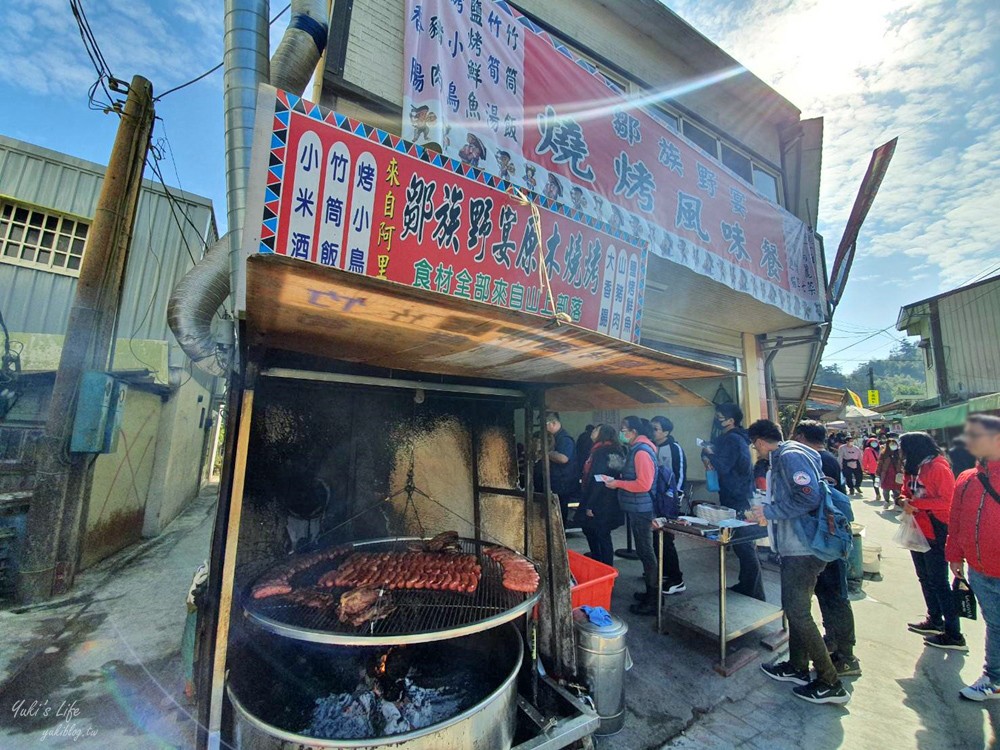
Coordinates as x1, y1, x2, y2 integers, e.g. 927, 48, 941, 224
245, 255, 734, 385
545, 381, 711, 411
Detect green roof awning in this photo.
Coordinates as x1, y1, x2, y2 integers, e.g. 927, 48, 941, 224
901, 403, 969, 432
969, 392, 1000, 414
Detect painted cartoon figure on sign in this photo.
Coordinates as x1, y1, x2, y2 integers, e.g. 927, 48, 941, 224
523, 164, 537, 192
495, 150, 516, 180
609, 206, 624, 233
458, 133, 487, 168
570, 186, 588, 213
409, 105, 437, 143
544, 173, 564, 202
628, 215, 645, 240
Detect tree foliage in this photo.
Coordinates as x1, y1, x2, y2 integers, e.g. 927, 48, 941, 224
817, 340, 927, 403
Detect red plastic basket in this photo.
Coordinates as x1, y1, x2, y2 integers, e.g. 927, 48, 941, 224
567, 550, 619, 611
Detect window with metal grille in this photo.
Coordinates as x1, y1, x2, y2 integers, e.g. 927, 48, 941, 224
0, 201, 89, 275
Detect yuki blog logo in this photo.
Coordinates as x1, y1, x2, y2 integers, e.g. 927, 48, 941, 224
10, 698, 98, 741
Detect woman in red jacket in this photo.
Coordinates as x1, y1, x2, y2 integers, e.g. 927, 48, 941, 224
899, 432, 965, 651
947, 415, 1000, 700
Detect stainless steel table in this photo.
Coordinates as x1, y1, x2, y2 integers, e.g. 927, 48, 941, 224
656, 521, 785, 676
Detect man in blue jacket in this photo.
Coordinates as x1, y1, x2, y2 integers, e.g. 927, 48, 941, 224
702, 403, 765, 600
748, 419, 851, 705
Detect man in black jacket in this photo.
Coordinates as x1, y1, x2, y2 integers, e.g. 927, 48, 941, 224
702, 403, 764, 601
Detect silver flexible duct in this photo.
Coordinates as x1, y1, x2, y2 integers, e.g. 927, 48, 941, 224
166, 233, 232, 377
167, 0, 329, 376
271, 0, 329, 93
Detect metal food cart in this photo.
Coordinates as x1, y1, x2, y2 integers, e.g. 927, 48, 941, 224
194, 254, 731, 750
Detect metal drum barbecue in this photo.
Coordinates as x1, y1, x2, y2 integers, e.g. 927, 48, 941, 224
243, 537, 542, 646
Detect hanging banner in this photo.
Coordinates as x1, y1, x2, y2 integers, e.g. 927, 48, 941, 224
403, 0, 824, 323
243, 86, 647, 342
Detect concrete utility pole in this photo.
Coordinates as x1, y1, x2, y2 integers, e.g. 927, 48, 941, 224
19, 76, 155, 603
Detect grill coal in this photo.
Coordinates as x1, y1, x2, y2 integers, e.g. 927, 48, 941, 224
243, 537, 540, 645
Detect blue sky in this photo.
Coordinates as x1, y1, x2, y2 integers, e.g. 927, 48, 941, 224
2, 0, 998, 373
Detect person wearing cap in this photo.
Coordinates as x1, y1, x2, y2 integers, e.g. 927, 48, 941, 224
838, 435, 864, 495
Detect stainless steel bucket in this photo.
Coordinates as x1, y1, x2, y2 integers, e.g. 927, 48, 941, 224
226, 624, 523, 750
574, 612, 630, 736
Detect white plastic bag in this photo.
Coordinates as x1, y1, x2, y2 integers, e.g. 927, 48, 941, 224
893, 513, 930, 553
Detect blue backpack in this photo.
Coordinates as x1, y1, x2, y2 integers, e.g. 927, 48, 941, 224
811, 481, 855, 562
634, 444, 680, 517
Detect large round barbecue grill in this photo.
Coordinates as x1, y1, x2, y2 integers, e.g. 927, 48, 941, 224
243, 537, 541, 645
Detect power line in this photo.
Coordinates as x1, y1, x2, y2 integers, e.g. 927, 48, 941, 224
68, 0, 118, 112
153, 3, 292, 102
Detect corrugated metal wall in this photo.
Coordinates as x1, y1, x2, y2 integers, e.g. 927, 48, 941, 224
0, 135, 217, 343
939, 278, 1000, 397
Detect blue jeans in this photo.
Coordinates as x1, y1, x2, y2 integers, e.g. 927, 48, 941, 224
969, 568, 1000, 682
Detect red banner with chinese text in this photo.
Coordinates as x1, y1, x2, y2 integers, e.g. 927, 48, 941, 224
245, 88, 647, 342
402, 0, 824, 322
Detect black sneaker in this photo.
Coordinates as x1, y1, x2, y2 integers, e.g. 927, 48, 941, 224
907, 619, 945, 636
761, 661, 810, 685
793, 678, 850, 705
834, 656, 862, 678
924, 633, 968, 652
662, 581, 686, 595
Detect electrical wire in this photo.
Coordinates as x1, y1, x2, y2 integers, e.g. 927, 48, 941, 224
145, 154, 205, 266
68, 0, 118, 112
153, 3, 292, 102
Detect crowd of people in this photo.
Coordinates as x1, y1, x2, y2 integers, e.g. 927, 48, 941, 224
535, 408, 1000, 708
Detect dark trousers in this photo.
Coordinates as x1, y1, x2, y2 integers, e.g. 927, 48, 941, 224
782, 555, 839, 685
815, 559, 856, 660
625, 510, 658, 591
731, 528, 765, 601
582, 523, 615, 566
843, 465, 863, 491
911, 521, 961, 638
660, 532, 683, 586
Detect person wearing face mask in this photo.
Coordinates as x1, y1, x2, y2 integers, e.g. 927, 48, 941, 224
605, 416, 660, 615
877, 434, 904, 509
862, 438, 880, 489
701, 403, 765, 601
838, 435, 864, 496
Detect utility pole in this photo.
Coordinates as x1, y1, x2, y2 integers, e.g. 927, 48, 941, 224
19, 76, 155, 603
868, 366, 875, 393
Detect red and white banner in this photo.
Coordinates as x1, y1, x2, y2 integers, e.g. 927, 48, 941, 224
403, 0, 824, 322
244, 88, 647, 342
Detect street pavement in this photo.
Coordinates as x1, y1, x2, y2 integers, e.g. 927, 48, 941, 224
0, 484, 216, 749
572, 484, 1000, 750
1, 481, 997, 749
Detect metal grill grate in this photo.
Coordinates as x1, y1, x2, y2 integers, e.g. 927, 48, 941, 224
242, 537, 540, 645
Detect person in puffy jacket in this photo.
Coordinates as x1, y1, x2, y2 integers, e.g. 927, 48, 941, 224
605, 416, 659, 615
947, 415, 1000, 701
862, 439, 880, 489
877, 436, 904, 509
578, 425, 626, 566
899, 431, 964, 651
702, 403, 764, 600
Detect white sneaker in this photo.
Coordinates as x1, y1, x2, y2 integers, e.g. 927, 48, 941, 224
662, 582, 686, 595
960, 674, 1000, 702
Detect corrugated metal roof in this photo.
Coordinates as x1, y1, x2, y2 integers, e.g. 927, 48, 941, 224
0, 134, 218, 345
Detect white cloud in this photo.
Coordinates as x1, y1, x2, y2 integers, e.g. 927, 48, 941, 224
665, 0, 999, 370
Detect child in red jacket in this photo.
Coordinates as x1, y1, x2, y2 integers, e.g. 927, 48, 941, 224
947, 415, 1000, 701
900, 432, 964, 651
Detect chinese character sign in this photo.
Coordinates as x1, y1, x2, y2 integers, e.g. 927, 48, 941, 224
245, 88, 647, 342
403, 0, 824, 323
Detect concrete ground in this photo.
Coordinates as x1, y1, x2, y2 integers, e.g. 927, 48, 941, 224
0, 484, 216, 749
568, 483, 1000, 750
2, 481, 997, 749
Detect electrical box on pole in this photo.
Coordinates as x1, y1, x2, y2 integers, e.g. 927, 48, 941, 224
69, 372, 128, 453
